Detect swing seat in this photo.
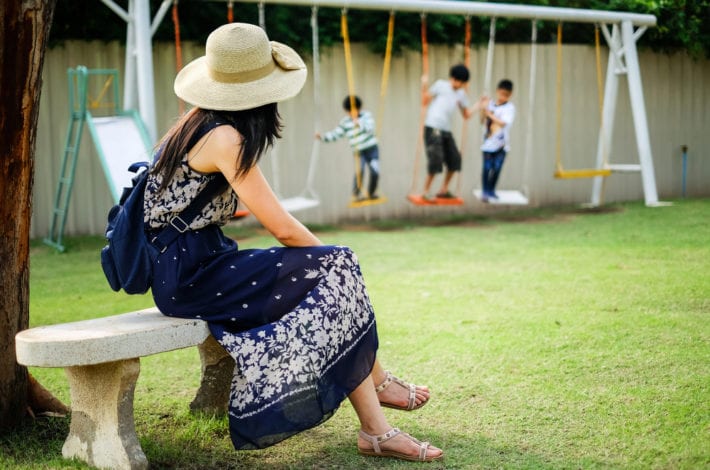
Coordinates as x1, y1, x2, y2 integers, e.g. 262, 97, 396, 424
349, 196, 387, 208
406, 194, 464, 206
407, 194, 434, 206
554, 168, 612, 179
434, 195, 464, 206
473, 189, 529, 205
279, 196, 320, 212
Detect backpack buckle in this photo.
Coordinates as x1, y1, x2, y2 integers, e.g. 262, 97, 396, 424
151, 236, 169, 253
169, 216, 189, 233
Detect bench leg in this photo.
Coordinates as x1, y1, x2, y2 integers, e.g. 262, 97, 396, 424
63, 359, 148, 470
190, 335, 234, 416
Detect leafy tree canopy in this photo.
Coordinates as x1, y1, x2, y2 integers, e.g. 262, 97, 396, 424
50, 0, 710, 58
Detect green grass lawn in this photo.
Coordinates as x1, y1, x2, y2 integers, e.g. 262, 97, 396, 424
2, 199, 708, 469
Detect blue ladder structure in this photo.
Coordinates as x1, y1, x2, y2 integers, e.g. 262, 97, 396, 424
45, 66, 152, 252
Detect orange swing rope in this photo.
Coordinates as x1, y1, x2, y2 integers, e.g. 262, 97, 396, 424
227, 0, 234, 23
172, 0, 185, 115
408, 14, 429, 196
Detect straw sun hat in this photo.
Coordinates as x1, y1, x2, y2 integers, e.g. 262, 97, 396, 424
174, 23, 307, 111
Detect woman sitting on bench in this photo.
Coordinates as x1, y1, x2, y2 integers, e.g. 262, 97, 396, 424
143, 23, 443, 462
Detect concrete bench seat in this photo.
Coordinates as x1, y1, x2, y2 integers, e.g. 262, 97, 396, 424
15, 307, 234, 470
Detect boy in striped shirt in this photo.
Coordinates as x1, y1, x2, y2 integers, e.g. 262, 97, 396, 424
317, 95, 380, 201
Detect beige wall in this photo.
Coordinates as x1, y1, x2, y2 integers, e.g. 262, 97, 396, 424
32, 40, 710, 238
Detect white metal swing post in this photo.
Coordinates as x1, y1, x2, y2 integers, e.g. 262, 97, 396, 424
590, 21, 666, 206
101, 0, 171, 143
473, 16, 529, 206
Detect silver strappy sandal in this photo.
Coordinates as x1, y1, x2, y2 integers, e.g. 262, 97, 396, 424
357, 427, 443, 462
375, 370, 429, 411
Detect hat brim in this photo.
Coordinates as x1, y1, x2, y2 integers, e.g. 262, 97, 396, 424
174, 44, 307, 111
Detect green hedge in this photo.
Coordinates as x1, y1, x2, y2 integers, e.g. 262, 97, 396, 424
50, 0, 710, 58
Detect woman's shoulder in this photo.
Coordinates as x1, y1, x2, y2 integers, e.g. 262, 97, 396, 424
188, 124, 243, 174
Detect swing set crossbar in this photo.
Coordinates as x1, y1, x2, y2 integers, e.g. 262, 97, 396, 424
235, 0, 656, 27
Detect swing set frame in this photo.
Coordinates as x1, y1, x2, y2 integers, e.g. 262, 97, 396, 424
100, 0, 662, 207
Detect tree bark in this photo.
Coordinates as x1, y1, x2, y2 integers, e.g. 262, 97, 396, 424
0, 0, 57, 431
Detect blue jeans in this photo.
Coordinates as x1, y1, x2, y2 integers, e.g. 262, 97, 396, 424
482, 149, 507, 194
353, 145, 380, 197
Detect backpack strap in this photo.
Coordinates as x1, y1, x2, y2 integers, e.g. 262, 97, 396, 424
149, 175, 227, 253
149, 119, 232, 253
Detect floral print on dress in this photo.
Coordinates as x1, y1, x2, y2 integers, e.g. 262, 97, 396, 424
144, 158, 238, 230
216, 247, 376, 419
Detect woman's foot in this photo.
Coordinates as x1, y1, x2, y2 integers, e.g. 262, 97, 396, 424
375, 371, 430, 411
357, 427, 443, 462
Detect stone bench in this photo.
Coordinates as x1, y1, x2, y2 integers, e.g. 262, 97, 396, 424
15, 307, 234, 470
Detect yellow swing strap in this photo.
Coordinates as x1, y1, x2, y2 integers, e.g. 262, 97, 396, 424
554, 22, 611, 179
409, 14, 429, 194
341, 10, 362, 193
375, 11, 395, 136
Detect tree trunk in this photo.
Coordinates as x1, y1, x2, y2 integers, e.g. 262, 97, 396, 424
0, 0, 56, 431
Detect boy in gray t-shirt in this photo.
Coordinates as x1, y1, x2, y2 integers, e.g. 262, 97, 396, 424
418, 64, 479, 201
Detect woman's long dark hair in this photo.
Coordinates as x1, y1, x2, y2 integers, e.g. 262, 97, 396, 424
151, 103, 282, 191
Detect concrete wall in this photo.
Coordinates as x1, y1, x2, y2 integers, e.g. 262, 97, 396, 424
32, 40, 710, 238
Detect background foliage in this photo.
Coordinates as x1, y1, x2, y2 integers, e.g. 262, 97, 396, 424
50, 0, 710, 58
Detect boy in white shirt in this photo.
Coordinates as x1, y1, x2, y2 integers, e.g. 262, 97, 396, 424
419, 64, 477, 201
480, 79, 515, 201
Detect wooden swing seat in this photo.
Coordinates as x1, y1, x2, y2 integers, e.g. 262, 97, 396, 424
407, 194, 464, 206
349, 196, 388, 208
554, 168, 612, 179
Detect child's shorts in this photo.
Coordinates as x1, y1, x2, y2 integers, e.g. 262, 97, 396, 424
424, 126, 462, 175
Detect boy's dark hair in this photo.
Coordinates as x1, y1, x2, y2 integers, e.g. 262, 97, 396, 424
342, 95, 362, 112
497, 79, 514, 92
449, 64, 470, 83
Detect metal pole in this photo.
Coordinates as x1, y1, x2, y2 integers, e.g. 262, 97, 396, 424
122, 0, 137, 112
621, 20, 658, 206
483, 17, 496, 95
681, 145, 688, 198
591, 24, 621, 206
258, 1, 266, 30
133, 0, 158, 142
237, 0, 656, 26
521, 20, 537, 199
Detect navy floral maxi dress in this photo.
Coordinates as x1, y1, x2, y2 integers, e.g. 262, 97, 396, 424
144, 123, 378, 450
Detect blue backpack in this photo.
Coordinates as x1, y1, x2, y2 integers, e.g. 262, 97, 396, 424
101, 162, 227, 294
101, 121, 229, 294
101, 162, 155, 294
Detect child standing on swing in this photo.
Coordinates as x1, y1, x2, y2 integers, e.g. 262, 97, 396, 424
317, 95, 381, 202
418, 64, 480, 202
480, 79, 515, 201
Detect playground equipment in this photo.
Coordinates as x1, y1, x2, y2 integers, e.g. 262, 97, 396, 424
45, 67, 152, 252
406, 13, 465, 207
102, 0, 661, 207
340, 9, 391, 209
472, 17, 531, 206
553, 22, 612, 180
265, 4, 322, 212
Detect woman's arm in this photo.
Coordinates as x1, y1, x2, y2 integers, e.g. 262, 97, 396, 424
187, 126, 323, 248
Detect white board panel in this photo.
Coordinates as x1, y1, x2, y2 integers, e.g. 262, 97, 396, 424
91, 116, 151, 203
